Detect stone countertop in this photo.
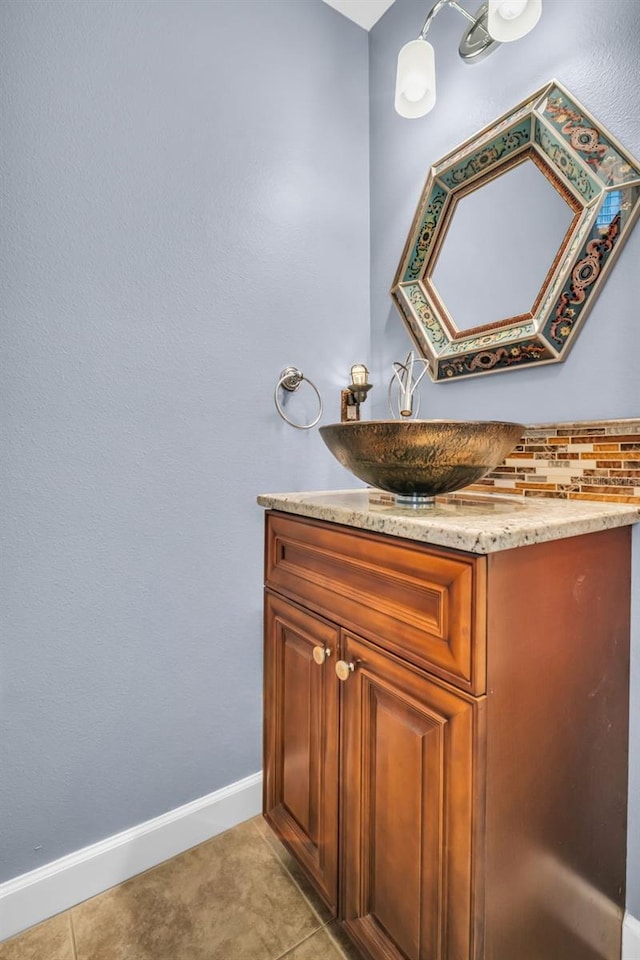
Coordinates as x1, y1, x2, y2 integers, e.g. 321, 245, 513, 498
256, 489, 640, 554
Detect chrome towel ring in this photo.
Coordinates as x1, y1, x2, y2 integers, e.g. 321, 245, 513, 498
274, 367, 323, 430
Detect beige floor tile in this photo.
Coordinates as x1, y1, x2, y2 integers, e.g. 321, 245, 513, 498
276, 927, 345, 960
0, 913, 75, 960
252, 817, 335, 925
71, 820, 322, 960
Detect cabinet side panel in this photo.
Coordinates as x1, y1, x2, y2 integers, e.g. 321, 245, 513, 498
484, 527, 631, 960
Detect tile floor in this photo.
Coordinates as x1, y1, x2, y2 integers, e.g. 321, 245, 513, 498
0, 818, 363, 960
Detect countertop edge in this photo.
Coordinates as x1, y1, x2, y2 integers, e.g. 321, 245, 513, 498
256, 491, 640, 554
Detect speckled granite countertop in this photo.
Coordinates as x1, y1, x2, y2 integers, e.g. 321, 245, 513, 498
257, 489, 640, 554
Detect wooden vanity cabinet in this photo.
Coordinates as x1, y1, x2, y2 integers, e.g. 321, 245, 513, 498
263, 510, 631, 960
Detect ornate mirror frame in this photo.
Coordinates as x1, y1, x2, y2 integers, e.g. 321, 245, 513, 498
390, 80, 640, 381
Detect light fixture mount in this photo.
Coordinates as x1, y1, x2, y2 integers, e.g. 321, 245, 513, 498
458, 2, 499, 63
417, 0, 498, 62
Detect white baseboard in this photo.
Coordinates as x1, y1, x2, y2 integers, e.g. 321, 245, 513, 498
0, 771, 262, 943
623, 912, 640, 960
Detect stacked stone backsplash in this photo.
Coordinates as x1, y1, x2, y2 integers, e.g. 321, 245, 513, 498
468, 418, 640, 504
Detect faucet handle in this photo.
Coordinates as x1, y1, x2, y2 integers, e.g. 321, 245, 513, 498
389, 352, 429, 419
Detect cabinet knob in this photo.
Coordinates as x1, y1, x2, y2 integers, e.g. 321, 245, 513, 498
312, 645, 332, 665
335, 660, 355, 682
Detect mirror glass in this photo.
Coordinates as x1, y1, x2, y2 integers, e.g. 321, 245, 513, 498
430, 159, 575, 331
390, 81, 640, 381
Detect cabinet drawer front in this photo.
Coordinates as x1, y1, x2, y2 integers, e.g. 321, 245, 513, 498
265, 512, 486, 694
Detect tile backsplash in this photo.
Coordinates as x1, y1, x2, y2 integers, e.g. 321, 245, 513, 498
469, 418, 640, 504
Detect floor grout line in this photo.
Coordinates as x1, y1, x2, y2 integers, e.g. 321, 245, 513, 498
250, 818, 329, 930
272, 927, 323, 960
68, 912, 79, 960
250, 819, 360, 960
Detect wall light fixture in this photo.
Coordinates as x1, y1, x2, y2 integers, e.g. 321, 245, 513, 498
395, 0, 542, 118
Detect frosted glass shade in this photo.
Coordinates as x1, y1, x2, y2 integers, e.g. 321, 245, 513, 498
394, 39, 436, 119
487, 0, 542, 41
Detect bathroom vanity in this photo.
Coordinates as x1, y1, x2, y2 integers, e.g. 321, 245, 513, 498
258, 490, 639, 960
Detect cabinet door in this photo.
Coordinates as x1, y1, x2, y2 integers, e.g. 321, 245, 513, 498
263, 591, 340, 912
339, 631, 484, 960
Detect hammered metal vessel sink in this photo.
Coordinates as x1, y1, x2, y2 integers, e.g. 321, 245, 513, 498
319, 420, 524, 502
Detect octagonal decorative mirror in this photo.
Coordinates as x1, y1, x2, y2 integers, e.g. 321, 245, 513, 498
391, 80, 640, 381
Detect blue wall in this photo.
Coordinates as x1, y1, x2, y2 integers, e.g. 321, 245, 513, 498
369, 0, 640, 914
0, 0, 369, 882
2, 0, 638, 922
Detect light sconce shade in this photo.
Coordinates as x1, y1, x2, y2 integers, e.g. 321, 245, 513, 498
347, 363, 373, 404
487, 0, 542, 41
395, 39, 436, 119
394, 0, 543, 119
349, 363, 370, 387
